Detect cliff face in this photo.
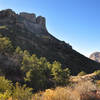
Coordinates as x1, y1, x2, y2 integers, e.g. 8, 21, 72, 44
0, 9, 47, 33
0, 9, 100, 75
90, 52, 100, 63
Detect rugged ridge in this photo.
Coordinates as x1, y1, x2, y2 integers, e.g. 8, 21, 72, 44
0, 9, 100, 75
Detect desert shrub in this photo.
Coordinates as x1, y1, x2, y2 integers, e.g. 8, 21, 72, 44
74, 81, 100, 100
0, 76, 13, 99
0, 37, 13, 54
77, 71, 87, 76
33, 92, 43, 100
12, 82, 33, 100
0, 76, 33, 100
94, 70, 100, 76
37, 87, 79, 100
95, 80, 100, 88
74, 80, 96, 95
14, 46, 23, 56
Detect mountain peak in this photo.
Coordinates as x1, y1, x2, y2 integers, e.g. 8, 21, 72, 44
90, 52, 100, 63
0, 9, 100, 75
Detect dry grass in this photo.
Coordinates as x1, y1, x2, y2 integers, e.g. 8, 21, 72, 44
32, 80, 98, 100
42, 87, 80, 100
8, 80, 100, 100
74, 80, 97, 94
32, 87, 80, 100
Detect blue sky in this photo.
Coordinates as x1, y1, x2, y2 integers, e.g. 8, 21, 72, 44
0, 0, 100, 57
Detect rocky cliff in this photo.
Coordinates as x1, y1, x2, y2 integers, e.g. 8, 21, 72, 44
0, 9, 100, 75
0, 9, 47, 33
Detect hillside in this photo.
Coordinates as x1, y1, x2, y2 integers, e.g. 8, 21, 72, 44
0, 9, 100, 75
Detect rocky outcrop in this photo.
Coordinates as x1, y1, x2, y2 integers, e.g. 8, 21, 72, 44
20, 12, 36, 23
0, 9, 47, 33
0, 9, 16, 18
36, 16, 46, 27
90, 52, 100, 63
0, 9, 16, 25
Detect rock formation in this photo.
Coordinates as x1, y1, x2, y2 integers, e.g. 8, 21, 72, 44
0, 9, 100, 75
0, 9, 47, 33
90, 52, 100, 63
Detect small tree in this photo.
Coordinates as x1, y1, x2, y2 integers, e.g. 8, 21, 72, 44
0, 37, 13, 54
21, 54, 48, 90
15, 46, 23, 55
51, 61, 70, 86
25, 69, 47, 90
77, 71, 86, 76
94, 70, 100, 76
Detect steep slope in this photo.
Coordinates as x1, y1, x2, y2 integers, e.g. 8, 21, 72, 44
0, 9, 100, 75
90, 52, 100, 63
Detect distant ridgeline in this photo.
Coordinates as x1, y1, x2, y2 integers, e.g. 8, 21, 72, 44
0, 9, 100, 75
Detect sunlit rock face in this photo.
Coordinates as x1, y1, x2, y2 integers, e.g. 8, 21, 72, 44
90, 52, 100, 63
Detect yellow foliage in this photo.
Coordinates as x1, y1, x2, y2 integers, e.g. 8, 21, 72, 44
0, 90, 11, 100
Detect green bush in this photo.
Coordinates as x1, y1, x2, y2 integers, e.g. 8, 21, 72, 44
0, 76, 33, 100
0, 76, 13, 99
51, 61, 70, 86
0, 37, 13, 54
77, 71, 87, 76
12, 82, 33, 100
94, 70, 100, 76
